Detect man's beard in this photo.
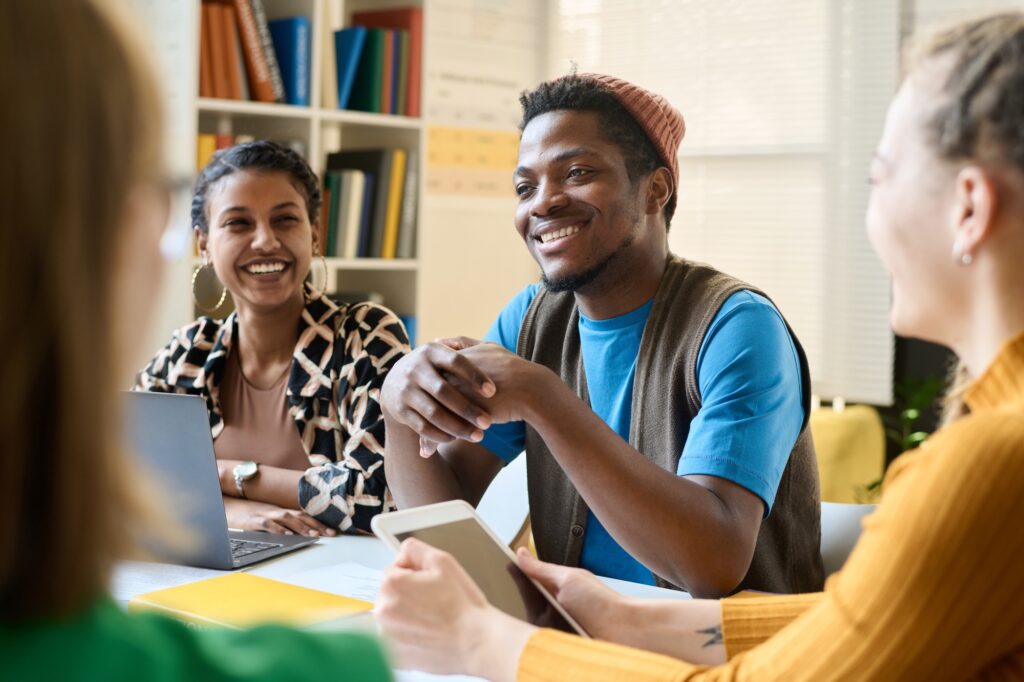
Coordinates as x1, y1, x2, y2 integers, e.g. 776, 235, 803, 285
541, 231, 636, 293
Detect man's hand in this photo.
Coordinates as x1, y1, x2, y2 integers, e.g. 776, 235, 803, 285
455, 341, 548, 426
223, 498, 334, 537
380, 340, 497, 453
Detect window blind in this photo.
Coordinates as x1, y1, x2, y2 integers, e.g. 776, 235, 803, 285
547, 0, 899, 404
913, 0, 1024, 28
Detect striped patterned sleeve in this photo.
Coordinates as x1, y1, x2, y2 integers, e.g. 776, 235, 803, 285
133, 321, 207, 393
298, 303, 410, 532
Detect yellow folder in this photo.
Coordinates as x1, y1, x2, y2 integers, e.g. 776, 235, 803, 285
128, 572, 372, 629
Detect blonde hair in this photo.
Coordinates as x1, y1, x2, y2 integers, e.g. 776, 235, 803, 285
908, 12, 1024, 173
0, 0, 164, 618
907, 12, 1024, 424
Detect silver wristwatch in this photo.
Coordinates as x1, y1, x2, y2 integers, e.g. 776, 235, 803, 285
232, 460, 259, 498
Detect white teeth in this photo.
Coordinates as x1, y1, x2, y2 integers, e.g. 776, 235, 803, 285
540, 223, 582, 244
246, 262, 286, 274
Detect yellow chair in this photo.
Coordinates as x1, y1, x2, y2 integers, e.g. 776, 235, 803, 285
809, 404, 886, 503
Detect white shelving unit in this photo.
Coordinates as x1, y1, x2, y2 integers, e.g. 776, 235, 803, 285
135, 0, 542, 357
192, 0, 426, 331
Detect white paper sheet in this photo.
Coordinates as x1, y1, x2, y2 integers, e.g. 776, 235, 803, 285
110, 561, 229, 604
394, 672, 485, 682
284, 561, 385, 603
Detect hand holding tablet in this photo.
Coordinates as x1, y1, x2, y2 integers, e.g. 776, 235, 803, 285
372, 500, 588, 637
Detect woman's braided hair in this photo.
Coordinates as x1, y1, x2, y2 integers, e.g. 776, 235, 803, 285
909, 12, 1024, 423
191, 139, 322, 233
910, 12, 1024, 174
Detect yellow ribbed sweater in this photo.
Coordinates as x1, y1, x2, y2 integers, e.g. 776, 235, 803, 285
519, 334, 1024, 681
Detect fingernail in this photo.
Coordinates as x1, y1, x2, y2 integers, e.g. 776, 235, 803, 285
481, 382, 496, 397
419, 447, 433, 457
476, 415, 492, 429
285, 530, 294, 535
309, 530, 318, 537
326, 529, 337, 536
470, 429, 484, 442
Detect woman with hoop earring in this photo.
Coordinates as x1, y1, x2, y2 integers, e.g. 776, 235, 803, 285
137, 140, 410, 536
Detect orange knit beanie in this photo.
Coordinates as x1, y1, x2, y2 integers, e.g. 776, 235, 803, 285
580, 73, 686, 221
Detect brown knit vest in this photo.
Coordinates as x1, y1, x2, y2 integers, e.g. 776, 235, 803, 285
518, 255, 824, 594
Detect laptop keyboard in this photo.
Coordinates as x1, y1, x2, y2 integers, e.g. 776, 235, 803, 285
230, 538, 282, 559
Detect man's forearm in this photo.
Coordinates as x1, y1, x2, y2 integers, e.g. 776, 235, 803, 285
521, 377, 757, 596
383, 411, 466, 509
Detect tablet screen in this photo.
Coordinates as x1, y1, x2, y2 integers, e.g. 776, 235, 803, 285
396, 518, 582, 634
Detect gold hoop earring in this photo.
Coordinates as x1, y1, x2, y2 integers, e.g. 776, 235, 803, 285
308, 255, 329, 294
191, 263, 228, 313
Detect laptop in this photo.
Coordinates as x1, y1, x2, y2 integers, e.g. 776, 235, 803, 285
122, 391, 318, 569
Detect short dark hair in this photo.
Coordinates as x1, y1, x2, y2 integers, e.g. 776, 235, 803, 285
519, 75, 669, 224
191, 140, 321, 233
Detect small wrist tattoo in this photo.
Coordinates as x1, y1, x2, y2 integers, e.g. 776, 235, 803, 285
696, 625, 723, 648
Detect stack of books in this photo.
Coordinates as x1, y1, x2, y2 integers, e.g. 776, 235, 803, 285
199, 0, 310, 107
331, 8, 423, 117
319, 148, 418, 260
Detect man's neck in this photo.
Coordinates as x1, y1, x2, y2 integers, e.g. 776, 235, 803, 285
573, 235, 668, 320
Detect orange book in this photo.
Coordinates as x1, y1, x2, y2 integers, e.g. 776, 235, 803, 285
207, 1, 229, 98
199, 3, 214, 97
380, 30, 394, 115
232, 0, 277, 103
351, 8, 422, 117
220, 2, 243, 100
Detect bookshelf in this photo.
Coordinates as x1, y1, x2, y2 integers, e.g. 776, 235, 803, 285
131, 0, 542, 361
191, 0, 427, 338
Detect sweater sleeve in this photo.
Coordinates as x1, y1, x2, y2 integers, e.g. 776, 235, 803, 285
3, 599, 393, 682
298, 303, 410, 532
719, 592, 821, 658
519, 411, 1024, 681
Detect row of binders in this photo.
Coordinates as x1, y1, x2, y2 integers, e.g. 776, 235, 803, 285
330, 7, 422, 116
200, 0, 310, 106
319, 149, 418, 260
199, 1, 422, 117
193, 136, 415, 260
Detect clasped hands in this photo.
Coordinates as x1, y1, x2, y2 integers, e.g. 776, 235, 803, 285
381, 336, 545, 455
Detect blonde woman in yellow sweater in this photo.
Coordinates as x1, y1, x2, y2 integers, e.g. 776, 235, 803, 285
375, 12, 1024, 681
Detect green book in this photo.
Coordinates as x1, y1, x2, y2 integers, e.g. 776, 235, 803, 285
397, 30, 409, 116
325, 172, 342, 256
350, 28, 385, 113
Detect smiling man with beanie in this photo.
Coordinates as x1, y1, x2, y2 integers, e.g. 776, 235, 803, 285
381, 74, 824, 598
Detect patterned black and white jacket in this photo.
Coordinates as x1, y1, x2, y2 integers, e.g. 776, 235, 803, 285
135, 286, 410, 533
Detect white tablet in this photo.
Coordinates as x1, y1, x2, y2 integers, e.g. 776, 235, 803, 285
372, 500, 588, 637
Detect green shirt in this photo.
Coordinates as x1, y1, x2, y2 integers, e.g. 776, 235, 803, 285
1, 598, 393, 681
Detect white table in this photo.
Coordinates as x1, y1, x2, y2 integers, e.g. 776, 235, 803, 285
114, 534, 690, 605
248, 534, 689, 599
114, 535, 689, 682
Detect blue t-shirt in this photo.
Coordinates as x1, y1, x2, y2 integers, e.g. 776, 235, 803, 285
481, 284, 805, 585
